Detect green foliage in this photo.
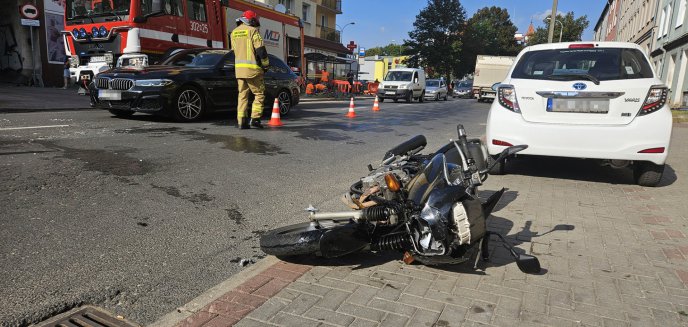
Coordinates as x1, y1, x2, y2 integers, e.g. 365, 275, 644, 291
402, 0, 467, 83
460, 6, 522, 78
365, 44, 405, 57
527, 12, 590, 45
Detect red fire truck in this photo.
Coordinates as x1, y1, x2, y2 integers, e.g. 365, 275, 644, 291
63, 0, 304, 84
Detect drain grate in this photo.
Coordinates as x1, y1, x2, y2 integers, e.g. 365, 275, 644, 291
36, 306, 139, 327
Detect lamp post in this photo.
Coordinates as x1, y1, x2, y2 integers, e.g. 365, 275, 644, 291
336, 22, 355, 44
547, 17, 563, 42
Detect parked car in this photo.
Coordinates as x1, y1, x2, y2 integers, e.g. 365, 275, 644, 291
424, 79, 448, 101
377, 68, 426, 103
486, 41, 672, 186
90, 48, 300, 122
453, 80, 473, 98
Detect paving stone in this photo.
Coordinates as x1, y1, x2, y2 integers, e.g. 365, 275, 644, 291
314, 288, 351, 311
435, 304, 468, 326
424, 289, 472, 308
406, 308, 441, 327
175, 311, 217, 327
281, 293, 321, 315
522, 290, 547, 314
402, 278, 432, 297
337, 303, 386, 322
476, 282, 524, 300
202, 315, 242, 327
233, 317, 278, 327
348, 318, 378, 327
371, 270, 414, 285
367, 298, 416, 317
236, 275, 274, 294
204, 300, 254, 319
318, 276, 363, 292
550, 306, 603, 326
452, 287, 499, 304
650, 308, 683, 326
346, 285, 379, 306
375, 283, 403, 301
304, 306, 356, 326
270, 312, 334, 327
548, 289, 573, 309
245, 297, 291, 322
602, 317, 630, 327
378, 313, 408, 327
398, 293, 445, 312
287, 280, 336, 297
343, 274, 387, 289
494, 296, 521, 318
465, 301, 495, 324
519, 310, 576, 327
430, 274, 457, 293
273, 287, 301, 301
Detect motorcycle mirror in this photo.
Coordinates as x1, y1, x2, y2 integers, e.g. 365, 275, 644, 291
516, 254, 541, 274
482, 144, 528, 174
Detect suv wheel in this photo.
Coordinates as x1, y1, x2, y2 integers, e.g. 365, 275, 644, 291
633, 161, 664, 187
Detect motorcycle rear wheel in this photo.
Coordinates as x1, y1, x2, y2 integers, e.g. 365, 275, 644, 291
260, 220, 348, 257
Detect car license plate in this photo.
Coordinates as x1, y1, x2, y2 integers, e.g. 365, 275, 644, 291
547, 98, 609, 113
385, 91, 395, 95
99, 89, 122, 100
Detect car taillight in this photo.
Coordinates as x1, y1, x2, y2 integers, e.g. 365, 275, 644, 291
569, 43, 595, 48
639, 86, 668, 116
497, 85, 520, 113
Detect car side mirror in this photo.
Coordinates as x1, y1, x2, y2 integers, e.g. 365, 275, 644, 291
414, 78, 418, 83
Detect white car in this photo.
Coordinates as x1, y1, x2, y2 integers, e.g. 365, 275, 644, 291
486, 42, 672, 186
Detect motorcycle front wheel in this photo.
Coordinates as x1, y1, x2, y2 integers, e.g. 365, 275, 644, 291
260, 220, 349, 257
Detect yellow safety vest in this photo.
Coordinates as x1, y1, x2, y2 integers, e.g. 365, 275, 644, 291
230, 24, 269, 79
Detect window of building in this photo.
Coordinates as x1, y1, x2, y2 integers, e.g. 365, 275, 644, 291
302, 3, 310, 22
664, 6, 672, 36
186, 0, 206, 21
278, 0, 292, 13
658, 7, 666, 38
321, 15, 327, 27
677, 0, 687, 28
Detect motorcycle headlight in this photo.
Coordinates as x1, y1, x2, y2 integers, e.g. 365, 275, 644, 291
135, 79, 174, 87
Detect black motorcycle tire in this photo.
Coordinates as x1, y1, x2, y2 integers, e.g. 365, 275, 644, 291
260, 222, 345, 257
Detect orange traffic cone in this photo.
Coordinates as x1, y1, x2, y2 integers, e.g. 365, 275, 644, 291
372, 95, 380, 111
267, 98, 284, 127
346, 97, 356, 118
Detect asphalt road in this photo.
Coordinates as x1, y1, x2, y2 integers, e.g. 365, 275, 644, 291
0, 97, 491, 326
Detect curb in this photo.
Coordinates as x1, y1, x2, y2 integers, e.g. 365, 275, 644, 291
149, 256, 281, 327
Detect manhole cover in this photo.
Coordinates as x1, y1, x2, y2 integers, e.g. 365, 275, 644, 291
36, 306, 138, 327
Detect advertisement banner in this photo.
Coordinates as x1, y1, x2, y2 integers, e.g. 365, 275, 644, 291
45, 12, 67, 64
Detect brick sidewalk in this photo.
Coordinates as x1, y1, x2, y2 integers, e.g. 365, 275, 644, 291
172, 125, 688, 327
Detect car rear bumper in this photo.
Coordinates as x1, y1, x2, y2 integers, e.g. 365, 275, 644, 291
91, 86, 172, 113
486, 107, 673, 165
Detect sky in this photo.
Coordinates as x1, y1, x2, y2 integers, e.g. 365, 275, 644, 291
338, 0, 608, 51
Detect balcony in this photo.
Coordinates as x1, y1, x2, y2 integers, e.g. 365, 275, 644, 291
318, 24, 340, 43
319, 0, 342, 14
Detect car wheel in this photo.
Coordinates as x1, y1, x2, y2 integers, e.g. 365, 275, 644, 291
108, 109, 134, 118
633, 162, 664, 187
393, 98, 398, 103
277, 89, 292, 116
434, 94, 439, 101
488, 155, 506, 175
419, 91, 425, 103
173, 86, 204, 122
406, 92, 412, 103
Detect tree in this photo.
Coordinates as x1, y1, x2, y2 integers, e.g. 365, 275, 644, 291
403, 0, 467, 84
461, 6, 522, 78
365, 44, 405, 57
527, 12, 590, 45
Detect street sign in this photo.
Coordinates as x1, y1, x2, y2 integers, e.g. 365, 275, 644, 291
359, 47, 365, 56
20, 3, 39, 19
21, 19, 40, 26
346, 41, 357, 52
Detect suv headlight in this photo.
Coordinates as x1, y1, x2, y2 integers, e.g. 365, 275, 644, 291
135, 79, 174, 87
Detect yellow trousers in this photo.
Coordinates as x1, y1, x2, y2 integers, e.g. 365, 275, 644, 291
237, 75, 265, 122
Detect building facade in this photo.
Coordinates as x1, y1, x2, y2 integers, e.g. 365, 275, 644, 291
617, 0, 659, 53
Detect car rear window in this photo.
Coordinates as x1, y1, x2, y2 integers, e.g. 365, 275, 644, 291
511, 47, 654, 81
426, 80, 440, 87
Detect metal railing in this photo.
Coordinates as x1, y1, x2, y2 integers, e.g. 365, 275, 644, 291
319, 0, 341, 13
318, 25, 340, 42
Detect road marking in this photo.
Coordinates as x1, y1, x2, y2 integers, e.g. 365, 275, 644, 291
0, 124, 70, 131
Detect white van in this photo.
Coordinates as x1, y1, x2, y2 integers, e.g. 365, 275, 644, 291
377, 68, 426, 102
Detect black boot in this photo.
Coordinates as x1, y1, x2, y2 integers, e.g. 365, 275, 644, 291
250, 118, 264, 129
238, 118, 250, 129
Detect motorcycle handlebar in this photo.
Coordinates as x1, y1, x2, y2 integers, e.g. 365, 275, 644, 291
383, 135, 427, 163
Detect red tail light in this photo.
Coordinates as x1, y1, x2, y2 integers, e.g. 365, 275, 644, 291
497, 85, 520, 113
638, 147, 665, 153
639, 86, 668, 115
569, 44, 595, 48
492, 139, 513, 146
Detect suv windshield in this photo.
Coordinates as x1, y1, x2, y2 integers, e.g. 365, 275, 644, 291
426, 80, 440, 87
66, 0, 130, 20
385, 71, 413, 81
511, 48, 653, 81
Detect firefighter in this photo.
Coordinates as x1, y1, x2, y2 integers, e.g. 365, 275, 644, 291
230, 10, 269, 129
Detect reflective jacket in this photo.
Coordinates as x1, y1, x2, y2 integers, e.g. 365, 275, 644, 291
230, 24, 269, 79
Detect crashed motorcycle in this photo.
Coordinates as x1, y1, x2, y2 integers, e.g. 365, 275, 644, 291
260, 125, 541, 273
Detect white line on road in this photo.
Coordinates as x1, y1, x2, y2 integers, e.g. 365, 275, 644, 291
0, 124, 70, 131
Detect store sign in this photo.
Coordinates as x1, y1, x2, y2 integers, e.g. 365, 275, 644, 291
304, 47, 336, 57
359, 47, 365, 56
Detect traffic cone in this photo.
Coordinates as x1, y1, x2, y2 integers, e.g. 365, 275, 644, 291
267, 98, 284, 127
346, 97, 356, 118
372, 95, 380, 111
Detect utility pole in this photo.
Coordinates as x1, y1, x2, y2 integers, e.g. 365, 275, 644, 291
547, 0, 558, 43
